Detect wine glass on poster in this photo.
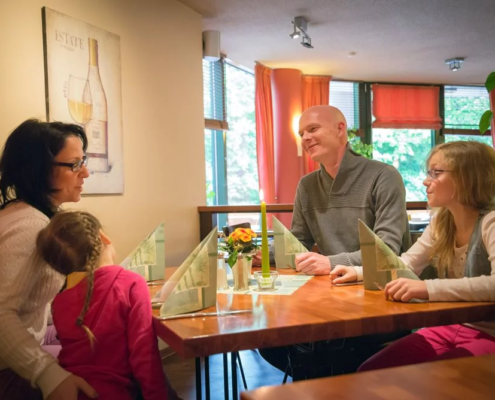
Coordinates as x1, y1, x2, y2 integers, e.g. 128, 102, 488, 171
67, 75, 93, 125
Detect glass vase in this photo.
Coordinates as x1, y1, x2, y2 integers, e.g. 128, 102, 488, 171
217, 255, 230, 290
232, 255, 252, 291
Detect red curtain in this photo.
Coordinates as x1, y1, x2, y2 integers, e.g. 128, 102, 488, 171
255, 63, 275, 217
372, 84, 442, 130
301, 76, 331, 174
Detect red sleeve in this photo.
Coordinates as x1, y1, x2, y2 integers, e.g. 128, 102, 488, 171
127, 276, 169, 400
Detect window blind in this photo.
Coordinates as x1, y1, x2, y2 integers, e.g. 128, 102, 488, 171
444, 85, 489, 130
329, 81, 360, 129
203, 59, 229, 130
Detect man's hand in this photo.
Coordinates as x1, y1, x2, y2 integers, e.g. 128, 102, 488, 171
47, 375, 98, 400
295, 252, 331, 275
329, 265, 358, 284
384, 278, 428, 302
252, 250, 262, 267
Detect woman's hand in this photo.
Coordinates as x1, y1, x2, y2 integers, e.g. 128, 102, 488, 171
384, 278, 429, 302
47, 375, 98, 400
329, 265, 358, 284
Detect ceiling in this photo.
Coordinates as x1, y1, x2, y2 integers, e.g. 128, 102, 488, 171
177, 0, 495, 85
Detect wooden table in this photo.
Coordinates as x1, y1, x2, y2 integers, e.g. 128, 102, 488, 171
241, 354, 495, 399
151, 269, 495, 399
153, 270, 495, 358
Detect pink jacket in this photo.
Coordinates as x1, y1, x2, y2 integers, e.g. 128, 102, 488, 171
52, 265, 169, 400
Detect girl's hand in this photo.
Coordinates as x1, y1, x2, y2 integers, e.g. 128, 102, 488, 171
384, 278, 428, 302
47, 375, 98, 400
330, 265, 358, 284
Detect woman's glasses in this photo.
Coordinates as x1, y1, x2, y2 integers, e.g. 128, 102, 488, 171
54, 156, 88, 172
426, 169, 453, 180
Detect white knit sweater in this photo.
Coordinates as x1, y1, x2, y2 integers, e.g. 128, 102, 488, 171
0, 202, 70, 398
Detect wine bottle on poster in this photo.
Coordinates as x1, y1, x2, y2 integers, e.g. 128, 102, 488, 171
84, 38, 109, 172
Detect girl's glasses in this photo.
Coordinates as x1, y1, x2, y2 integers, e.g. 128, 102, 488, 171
426, 169, 453, 180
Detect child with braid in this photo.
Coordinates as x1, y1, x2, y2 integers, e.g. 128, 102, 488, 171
36, 211, 178, 400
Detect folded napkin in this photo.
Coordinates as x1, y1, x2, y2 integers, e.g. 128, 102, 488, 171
358, 219, 419, 291
157, 227, 218, 317
272, 216, 309, 269
121, 222, 165, 281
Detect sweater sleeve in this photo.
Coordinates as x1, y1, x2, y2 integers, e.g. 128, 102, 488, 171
290, 182, 316, 252
399, 225, 433, 277
127, 277, 170, 400
0, 213, 71, 398
427, 212, 495, 302
329, 165, 408, 267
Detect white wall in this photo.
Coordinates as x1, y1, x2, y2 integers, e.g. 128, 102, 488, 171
0, 0, 206, 265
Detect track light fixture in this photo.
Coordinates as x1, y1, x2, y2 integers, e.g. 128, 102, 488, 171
445, 58, 464, 72
290, 16, 314, 49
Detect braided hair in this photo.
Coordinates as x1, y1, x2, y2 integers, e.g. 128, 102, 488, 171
37, 211, 103, 346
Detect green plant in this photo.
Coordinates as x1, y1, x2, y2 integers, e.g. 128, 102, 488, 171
348, 128, 373, 159
479, 71, 495, 134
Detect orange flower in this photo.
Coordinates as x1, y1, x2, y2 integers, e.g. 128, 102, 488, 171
239, 234, 251, 243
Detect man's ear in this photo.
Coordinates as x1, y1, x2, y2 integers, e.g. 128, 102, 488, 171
99, 229, 112, 245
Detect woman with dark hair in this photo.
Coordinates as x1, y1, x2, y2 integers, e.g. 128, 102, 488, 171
0, 119, 98, 400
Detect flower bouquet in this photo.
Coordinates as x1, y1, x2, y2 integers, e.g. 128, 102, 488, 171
219, 228, 260, 268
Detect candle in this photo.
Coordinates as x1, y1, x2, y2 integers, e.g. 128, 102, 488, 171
260, 190, 270, 277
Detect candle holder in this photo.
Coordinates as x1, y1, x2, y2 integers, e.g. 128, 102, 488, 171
254, 271, 279, 291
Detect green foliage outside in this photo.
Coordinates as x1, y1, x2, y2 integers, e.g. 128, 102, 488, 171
347, 128, 373, 159
445, 93, 490, 130
372, 128, 432, 201
204, 64, 259, 206
224, 64, 259, 205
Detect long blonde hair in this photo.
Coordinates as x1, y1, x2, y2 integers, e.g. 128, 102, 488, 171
428, 141, 495, 277
37, 211, 103, 346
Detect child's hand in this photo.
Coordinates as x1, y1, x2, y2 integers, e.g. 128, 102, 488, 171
384, 279, 428, 302
47, 375, 98, 400
330, 265, 357, 284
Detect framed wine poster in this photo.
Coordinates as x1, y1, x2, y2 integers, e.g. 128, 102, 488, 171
42, 7, 124, 194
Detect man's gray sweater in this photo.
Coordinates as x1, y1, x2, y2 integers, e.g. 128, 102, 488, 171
291, 147, 411, 266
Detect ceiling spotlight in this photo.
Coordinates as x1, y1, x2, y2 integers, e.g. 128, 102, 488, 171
289, 29, 300, 39
445, 58, 464, 72
290, 16, 314, 49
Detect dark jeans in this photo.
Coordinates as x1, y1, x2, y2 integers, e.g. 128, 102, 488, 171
259, 331, 411, 381
0, 369, 42, 400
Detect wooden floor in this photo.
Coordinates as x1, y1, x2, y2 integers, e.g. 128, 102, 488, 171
162, 350, 290, 400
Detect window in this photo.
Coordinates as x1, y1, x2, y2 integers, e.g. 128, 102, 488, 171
329, 81, 360, 129
203, 59, 258, 228
372, 129, 433, 201
224, 63, 258, 206
444, 85, 490, 132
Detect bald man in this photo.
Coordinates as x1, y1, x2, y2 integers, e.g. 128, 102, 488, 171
259, 105, 411, 378
292, 105, 410, 277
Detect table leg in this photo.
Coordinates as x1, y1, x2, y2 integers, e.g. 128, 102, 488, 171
195, 357, 202, 400
236, 353, 248, 390
231, 352, 238, 399
205, 356, 210, 400
223, 353, 229, 400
